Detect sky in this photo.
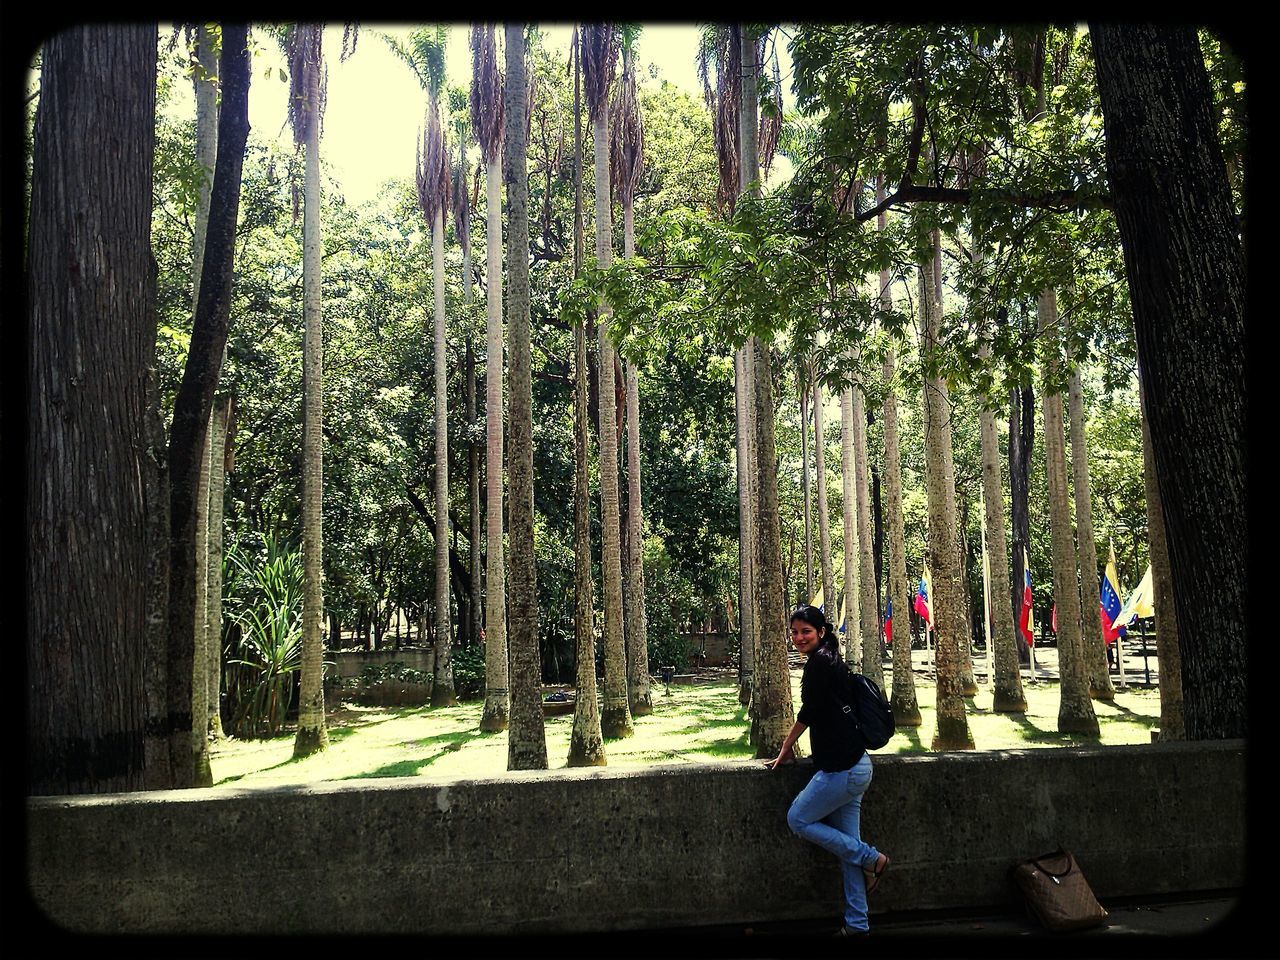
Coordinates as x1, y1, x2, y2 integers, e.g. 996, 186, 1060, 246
238, 23, 794, 208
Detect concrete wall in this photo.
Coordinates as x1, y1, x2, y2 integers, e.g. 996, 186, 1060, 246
328, 647, 433, 679
26, 740, 1244, 935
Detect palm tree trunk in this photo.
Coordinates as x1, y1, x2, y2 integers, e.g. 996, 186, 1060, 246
882, 347, 921, 725
851, 350, 883, 688
431, 208, 456, 706
1067, 367, 1114, 700
800, 368, 814, 600
595, 110, 633, 740
206, 393, 230, 738
839, 376, 859, 668
918, 247, 974, 750
480, 155, 509, 732
979, 343, 1027, 713
622, 200, 653, 716
735, 344, 758, 712
294, 48, 329, 757
465, 220, 482, 653
504, 24, 548, 769
1139, 367, 1184, 739
1038, 290, 1099, 736
812, 376, 836, 612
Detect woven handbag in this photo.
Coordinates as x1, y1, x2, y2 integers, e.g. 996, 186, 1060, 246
1009, 848, 1109, 933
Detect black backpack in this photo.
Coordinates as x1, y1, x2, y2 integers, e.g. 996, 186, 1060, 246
833, 664, 896, 750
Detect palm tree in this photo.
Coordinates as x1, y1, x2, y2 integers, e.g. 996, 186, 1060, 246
611, 25, 652, 717
812, 371, 836, 618
876, 176, 920, 725
206, 392, 231, 740
839, 373, 860, 666
739, 23, 795, 759
1038, 289, 1099, 735
1067, 365, 1115, 700
851, 346, 884, 689
504, 22, 548, 770
470, 24, 510, 732
917, 229, 974, 750
282, 23, 335, 758
398, 26, 457, 707
582, 23, 632, 739
568, 25, 606, 766
799, 358, 814, 601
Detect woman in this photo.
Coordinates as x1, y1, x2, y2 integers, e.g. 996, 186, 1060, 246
769, 604, 890, 936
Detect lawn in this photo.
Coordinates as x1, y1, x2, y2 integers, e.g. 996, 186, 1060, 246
209, 668, 1163, 789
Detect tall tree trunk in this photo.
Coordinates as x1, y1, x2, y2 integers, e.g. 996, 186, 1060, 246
735, 345, 758, 714
740, 26, 795, 759
481, 153, 510, 732
27, 24, 158, 795
206, 394, 230, 738
979, 344, 1027, 713
1068, 366, 1114, 700
851, 350, 883, 688
1139, 368, 1184, 740
800, 366, 814, 600
1008, 382, 1035, 663
812, 377, 836, 613
918, 244, 974, 750
143, 366, 172, 787
622, 200, 653, 716
839, 375, 860, 667
295, 27, 328, 758
568, 27, 606, 765
431, 208, 456, 706
1038, 290, 1099, 735
595, 102, 633, 741
467, 342, 481, 651
1092, 23, 1246, 740
504, 24, 548, 769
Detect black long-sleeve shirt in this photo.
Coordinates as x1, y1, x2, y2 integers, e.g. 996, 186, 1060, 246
796, 648, 867, 772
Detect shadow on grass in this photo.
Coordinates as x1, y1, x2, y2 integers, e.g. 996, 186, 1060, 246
692, 732, 753, 759
215, 748, 311, 785
1012, 714, 1102, 745
341, 730, 487, 780
895, 725, 928, 754
1093, 699, 1159, 725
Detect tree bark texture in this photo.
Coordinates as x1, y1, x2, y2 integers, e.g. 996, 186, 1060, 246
1038, 290, 1099, 736
481, 156, 510, 732
27, 24, 158, 795
979, 344, 1027, 713
1139, 368, 1184, 740
1068, 366, 1115, 700
504, 26, 549, 769
1008, 383, 1035, 658
851, 351, 883, 689
465, 225, 483, 653
839, 379, 860, 668
206, 394, 230, 738
623, 202, 653, 716
918, 250, 974, 750
594, 108, 633, 740
295, 27, 329, 758
812, 377, 836, 616
431, 209, 456, 706
1091, 23, 1246, 740
800, 371, 814, 600
143, 368, 172, 787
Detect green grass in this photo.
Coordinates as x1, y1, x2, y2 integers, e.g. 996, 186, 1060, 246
209, 670, 1162, 789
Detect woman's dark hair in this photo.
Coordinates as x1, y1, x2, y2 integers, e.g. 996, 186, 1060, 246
790, 605, 839, 657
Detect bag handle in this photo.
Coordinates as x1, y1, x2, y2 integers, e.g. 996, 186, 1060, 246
1029, 847, 1074, 879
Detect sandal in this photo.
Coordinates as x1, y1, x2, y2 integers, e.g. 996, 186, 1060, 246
863, 853, 890, 895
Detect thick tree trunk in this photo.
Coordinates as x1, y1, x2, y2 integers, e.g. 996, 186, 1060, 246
504, 26, 548, 769
918, 247, 974, 750
1092, 23, 1246, 740
622, 201, 653, 716
143, 369, 172, 787
1038, 290, 1099, 736
206, 394, 230, 738
1068, 367, 1114, 699
851, 351, 883, 688
27, 24, 158, 794
979, 345, 1027, 713
481, 156, 510, 732
431, 209, 456, 707
812, 377, 836, 613
595, 110, 633, 740
1139, 368, 1184, 739
735, 345, 758, 713
295, 28, 328, 758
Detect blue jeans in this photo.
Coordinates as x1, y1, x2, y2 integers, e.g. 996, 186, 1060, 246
786, 754, 879, 930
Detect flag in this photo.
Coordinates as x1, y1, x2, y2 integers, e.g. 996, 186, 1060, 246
913, 567, 933, 626
1018, 548, 1035, 648
810, 584, 824, 612
1051, 603, 1057, 635
1112, 564, 1155, 629
837, 594, 847, 635
1099, 543, 1127, 644
883, 598, 892, 646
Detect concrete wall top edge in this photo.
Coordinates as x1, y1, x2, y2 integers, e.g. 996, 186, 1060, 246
25, 738, 1245, 809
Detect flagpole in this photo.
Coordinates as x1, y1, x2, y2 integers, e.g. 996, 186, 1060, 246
1111, 541, 1128, 690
